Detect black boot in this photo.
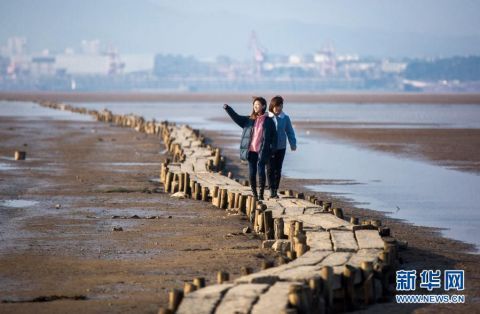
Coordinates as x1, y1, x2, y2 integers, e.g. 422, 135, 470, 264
271, 189, 278, 199
249, 174, 258, 200
252, 188, 258, 200
259, 178, 265, 201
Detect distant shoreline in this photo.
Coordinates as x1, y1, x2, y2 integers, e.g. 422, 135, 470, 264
1, 91, 480, 104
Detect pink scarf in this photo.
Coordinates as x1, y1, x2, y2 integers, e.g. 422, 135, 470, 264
249, 114, 267, 152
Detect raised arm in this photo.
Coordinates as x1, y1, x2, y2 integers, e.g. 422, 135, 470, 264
223, 104, 249, 128
285, 116, 297, 150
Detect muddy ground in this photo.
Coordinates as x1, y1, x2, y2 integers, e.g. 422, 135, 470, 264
0, 116, 277, 314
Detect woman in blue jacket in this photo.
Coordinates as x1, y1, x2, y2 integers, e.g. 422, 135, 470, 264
267, 96, 297, 198
223, 97, 277, 200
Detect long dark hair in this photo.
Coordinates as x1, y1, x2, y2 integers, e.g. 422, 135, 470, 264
250, 96, 267, 120
269, 95, 284, 113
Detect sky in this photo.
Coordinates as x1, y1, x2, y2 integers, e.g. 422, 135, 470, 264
1, 0, 479, 59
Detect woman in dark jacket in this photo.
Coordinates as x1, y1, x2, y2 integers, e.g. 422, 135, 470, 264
223, 97, 277, 200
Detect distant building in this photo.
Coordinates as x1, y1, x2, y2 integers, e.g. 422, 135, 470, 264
1, 37, 27, 56
31, 56, 56, 76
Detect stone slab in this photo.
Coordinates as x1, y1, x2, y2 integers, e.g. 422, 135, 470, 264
215, 283, 270, 314
306, 231, 333, 251
177, 284, 234, 314
355, 229, 384, 249
251, 282, 297, 314
330, 230, 358, 252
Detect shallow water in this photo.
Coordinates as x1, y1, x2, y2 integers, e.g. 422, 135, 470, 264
0, 101, 93, 121
0, 200, 39, 208
0, 162, 18, 171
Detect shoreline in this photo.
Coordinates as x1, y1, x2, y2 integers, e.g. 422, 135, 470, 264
1, 91, 480, 104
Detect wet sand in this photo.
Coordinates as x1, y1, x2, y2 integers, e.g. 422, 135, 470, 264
203, 129, 480, 313
0, 116, 276, 313
296, 121, 480, 174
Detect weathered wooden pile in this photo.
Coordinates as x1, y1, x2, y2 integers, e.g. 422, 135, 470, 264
37, 101, 401, 314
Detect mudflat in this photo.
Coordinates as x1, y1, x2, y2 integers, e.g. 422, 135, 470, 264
0, 116, 275, 313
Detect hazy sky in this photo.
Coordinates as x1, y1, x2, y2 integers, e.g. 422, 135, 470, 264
1, 0, 479, 59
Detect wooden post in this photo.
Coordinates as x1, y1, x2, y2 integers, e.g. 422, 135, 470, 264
361, 261, 375, 305
214, 148, 221, 170
288, 220, 296, 252
238, 195, 247, 214
350, 216, 359, 225
295, 192, 305, 199
183, 172, 190, 195
274, 218, 284, 240
288, 284, 311, 314
168, 289, 183, 312
261, 260, 273, 270
294, 221, 304, 234
194, 182, 201, 200
201, 186, 209, 201
219, 188, 228, 209
263, 210, 274, 240
165, 172, 173, 193
285, 190, 293, 197
193, 277, 205, 289
333, 208, 344, 219
309, 277, 323, 313
211, 186, 219, 206
343, 265, 357, 311
288, 284, 302, 310
240, 266, 253, 275
295, 243, 308, 257
227, 191, 235, 208
217, 271, 230, 284
379, 226, 390, 237
178, 173, 185, 192
287, 250, 296, 260
172, 174, 180, 193
14, 151, 26, 161
189, 180, 195, 197
234, 193, 240, 209
160, 163, 167, 183
320, 266, 333, 309
323, 202, 332, 212
212, 185, 219, 198
183, 282, 197, 295
255, 209, 263, 233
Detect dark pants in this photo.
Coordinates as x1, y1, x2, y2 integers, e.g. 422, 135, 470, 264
267, 148, 286, 190
247, 151, 266, 190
